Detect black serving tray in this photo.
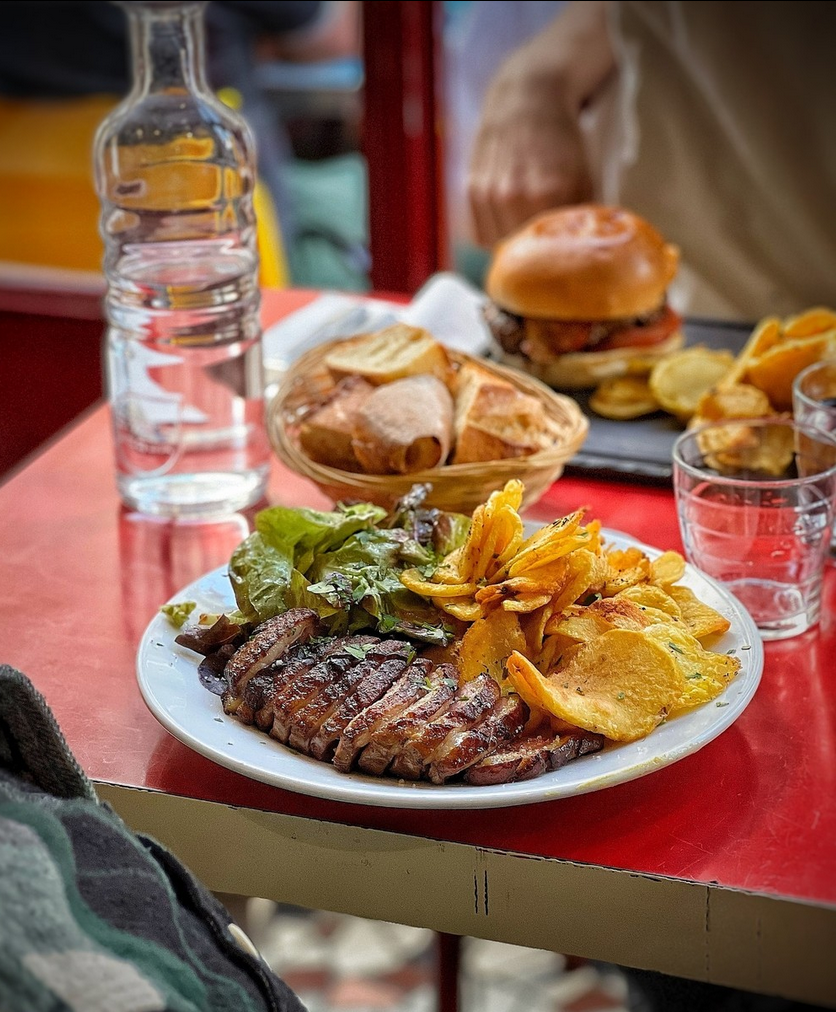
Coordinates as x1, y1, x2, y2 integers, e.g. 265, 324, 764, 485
563, 317, 753, 485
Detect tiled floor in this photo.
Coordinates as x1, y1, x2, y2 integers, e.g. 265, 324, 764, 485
243, 901, 631, 1012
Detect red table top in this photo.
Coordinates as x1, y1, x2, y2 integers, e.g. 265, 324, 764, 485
2, 288, 835, 917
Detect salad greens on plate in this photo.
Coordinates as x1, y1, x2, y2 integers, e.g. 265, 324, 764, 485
226, 486, 470, 646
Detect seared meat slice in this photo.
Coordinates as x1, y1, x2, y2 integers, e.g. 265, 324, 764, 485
332, 658, 433, 773
269, 635, 378, 743
357, 664, 458, 776
251, 639, 335, 730
223, 608, 320, 711
287, 640, 411, 754
390, 673, 500, 780
464, 728, 605, 786
307, 644, 415, 761
427, 694, 527, 784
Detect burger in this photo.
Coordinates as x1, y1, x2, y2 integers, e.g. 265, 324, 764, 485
483, 204, 684, 389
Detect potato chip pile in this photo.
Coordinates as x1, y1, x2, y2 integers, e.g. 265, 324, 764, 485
401, 480, 740, 744
590, 306, 836, 425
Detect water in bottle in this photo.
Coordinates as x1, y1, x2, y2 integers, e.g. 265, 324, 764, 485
95, 0, 271, 517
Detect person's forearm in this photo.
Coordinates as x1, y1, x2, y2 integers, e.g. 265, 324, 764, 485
513, 0, 616, 114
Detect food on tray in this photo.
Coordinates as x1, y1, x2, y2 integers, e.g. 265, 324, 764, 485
588, 375, 659, 420
483, 204, 684, 390
647, 346, 736, 422
170, 481, 740, 785
586, 305, 836, 429
293, 324, 566, 475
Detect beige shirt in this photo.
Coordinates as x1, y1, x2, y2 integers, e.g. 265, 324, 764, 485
591, 1, 836, 321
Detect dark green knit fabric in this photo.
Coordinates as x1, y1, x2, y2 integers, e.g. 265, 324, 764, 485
0, 664, 306, 1012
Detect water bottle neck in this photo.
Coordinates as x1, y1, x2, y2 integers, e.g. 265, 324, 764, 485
125, 2, 211, 98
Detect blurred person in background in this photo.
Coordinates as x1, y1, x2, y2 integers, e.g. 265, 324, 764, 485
0, 0, 359, 283
466, 0, 836, 321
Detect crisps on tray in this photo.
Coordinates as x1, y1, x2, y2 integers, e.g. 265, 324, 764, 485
401, 480, 742, 748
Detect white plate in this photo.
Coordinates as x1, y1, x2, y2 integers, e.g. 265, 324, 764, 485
136, 530, 763, 809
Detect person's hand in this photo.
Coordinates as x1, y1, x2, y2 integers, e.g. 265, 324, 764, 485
466, 1, 615, 249
467, 58, 593, 249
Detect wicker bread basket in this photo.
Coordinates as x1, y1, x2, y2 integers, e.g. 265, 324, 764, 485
267, 339, 589, 514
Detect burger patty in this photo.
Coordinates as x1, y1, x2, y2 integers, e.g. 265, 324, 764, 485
484, 302, 680, 361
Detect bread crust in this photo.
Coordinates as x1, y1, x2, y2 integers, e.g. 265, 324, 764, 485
485, 205, 679, 321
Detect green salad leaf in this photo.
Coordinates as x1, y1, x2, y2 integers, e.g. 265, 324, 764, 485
227, 493, 469, 645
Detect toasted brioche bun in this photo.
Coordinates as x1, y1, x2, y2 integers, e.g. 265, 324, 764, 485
500, 328, 685, 390
486, 205, 679, 321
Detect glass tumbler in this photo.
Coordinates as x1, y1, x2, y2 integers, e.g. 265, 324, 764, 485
673, 418, 836, 640
793, 358, 836, 550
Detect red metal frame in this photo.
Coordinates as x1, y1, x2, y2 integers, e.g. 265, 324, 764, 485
361, 1, 446, 294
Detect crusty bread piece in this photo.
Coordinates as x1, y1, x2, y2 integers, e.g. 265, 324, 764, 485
324, 324, 452, 386
351, 375, 454, 474
451, 362, 559, 464
298, 376, 375, 471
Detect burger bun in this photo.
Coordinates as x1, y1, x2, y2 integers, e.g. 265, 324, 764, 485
486, 204, 679, 321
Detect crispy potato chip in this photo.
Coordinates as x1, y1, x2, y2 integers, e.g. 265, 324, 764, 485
589, 376, 660, 420
782, 307, 836, 338
502, 593, 553, 614
603, 546, 652, 595
617, 583, 682, 619
692, 383, 773, 425
506, 630, 684, 742
695, 417, 794, 477
720, 317, 782, 388
643, 624, 740, 716
548, 611, 614, 643
400, 569, 477, 598
504, 510, 587, 578
650, 550, 686, 587
667, 585, 730, 640
531, 549, 607, 619
536, 633, 581, 673
648, 346, 735, 422
437, 597, 482, 623
458, 608, 527, 685
745, 335, 835, 410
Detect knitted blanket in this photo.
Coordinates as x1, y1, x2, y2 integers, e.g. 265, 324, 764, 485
0, 664, 305, 1012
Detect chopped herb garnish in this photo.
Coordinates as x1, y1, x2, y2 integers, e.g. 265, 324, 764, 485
617, 691, 625, 701
686, 672, 703, 680
344, 642, 375, 660
668, 642, 684, 654
716, 701, 730, 707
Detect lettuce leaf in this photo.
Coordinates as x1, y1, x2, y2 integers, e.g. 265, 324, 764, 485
228, 497, 468, 644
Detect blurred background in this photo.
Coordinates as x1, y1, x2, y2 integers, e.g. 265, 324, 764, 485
2, 0, 560, 477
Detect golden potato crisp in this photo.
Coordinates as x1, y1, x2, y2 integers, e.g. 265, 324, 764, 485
648, 346, 735, 422
642, 624, 740, 716
506, 631, 683, 742
667, 584, 731, 640
603, 546, 651, 594
589, 376, 660, 420
782, 307, 836, 338
459, 608, 527, 686
617, 584, 682, 620
745, 336, 834, 410
650, 550, 686, 587
692, 383, 773, 425
695, 417, 794, 477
